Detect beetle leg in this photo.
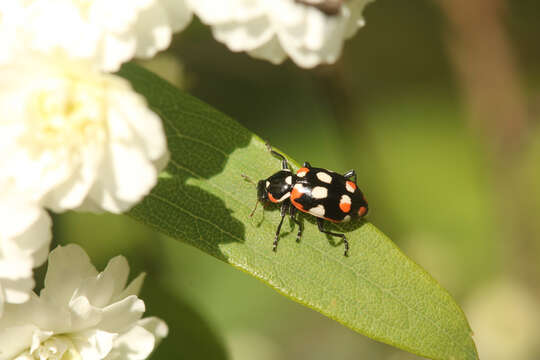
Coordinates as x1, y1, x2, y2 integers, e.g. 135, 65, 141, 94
317, 218, 349, 256
343, 169, 357, 183
289, 205, 303, 242
266, 142, 290, 170
273, 202, 289, 252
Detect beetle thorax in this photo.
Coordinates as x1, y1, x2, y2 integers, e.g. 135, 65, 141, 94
262, 170, 296, 203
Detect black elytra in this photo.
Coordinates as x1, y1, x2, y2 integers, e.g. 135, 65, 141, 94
249, 143, 368, 256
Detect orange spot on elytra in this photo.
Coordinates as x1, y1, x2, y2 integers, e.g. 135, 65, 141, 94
291, 187, 301, 201
358, 206, 367, 217
346, 181, 356, 191
297, 167, 309, 175
268, 193, 278, 203
290, 187, 306, 212
294, 203, 305, 211
339, 202, 351, 213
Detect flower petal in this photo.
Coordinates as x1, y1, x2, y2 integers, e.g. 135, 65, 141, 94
71, 328, 116, 360
0, 324, 46, 360
99, 295, 145, 333
74, 255, 130, 308
106, 325, 154, 360
0, 193, 51, 311
191, 0, 372, 68
138, 317, 168, 341
132, 2, 172, 59
41, 245, 98, 307
3, 0, 188, 71
112, 273, 146, 303
212, 15, 274, 52
160, 0, 193, 32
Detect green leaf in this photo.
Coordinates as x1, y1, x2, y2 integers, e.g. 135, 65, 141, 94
118, 63, 478, 360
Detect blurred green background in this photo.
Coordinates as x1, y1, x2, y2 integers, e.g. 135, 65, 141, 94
51, 0, 540, 359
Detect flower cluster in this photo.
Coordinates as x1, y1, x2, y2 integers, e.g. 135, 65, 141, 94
0, 0, 374, 358
188, 0, 373, 68
1, 0, 193, 71
0, 0, 185, 313
0, 244, 168, 360
0, 185, 50, 317
0, 0, 190, 358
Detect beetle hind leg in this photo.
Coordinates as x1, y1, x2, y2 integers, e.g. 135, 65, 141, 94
343, 169, 357, 183
317, 218, 349, 256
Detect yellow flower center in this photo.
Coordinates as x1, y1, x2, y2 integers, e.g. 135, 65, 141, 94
25, 73, 108, 155
26, 336, 82, 360
75, 0, 94, 15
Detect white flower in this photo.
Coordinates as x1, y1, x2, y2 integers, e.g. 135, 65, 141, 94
0, 244, 168, 360
188, 0, 373, 68
2, 0, 192, 72
0, 183, 52, 316
0, 56, 168, 214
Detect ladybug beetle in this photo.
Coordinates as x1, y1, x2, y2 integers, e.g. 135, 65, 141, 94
247, 143, 368, 256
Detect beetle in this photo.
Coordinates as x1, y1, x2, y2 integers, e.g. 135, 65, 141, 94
247, 143, 368, 256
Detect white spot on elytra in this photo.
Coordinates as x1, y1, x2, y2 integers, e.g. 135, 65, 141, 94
292, 183, 307, 200
316, 172, 332, 184
285, 176, 292, 185
277, 192, 290, 202
346, 182, 356, 193
266, 181, 270, 188
343, 215, 351, 222
309, 204, 325, 217
340, 194, 352, 205
297, 170, 307, 177
311, 186, 328, 199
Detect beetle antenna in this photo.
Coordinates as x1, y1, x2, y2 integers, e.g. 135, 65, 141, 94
241, 174, 255, 185
249, 200, 260, 217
